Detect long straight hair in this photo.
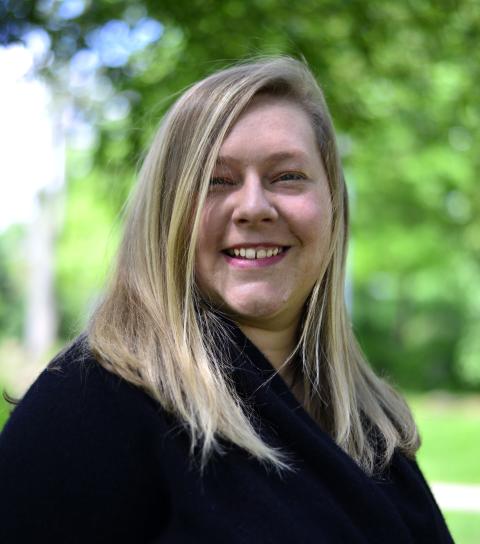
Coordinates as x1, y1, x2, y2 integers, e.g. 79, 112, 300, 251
87, 57, 419, 474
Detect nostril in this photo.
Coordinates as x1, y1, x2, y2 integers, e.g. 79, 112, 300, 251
234, 215, 275, 224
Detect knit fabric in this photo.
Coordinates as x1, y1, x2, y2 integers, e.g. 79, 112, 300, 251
0, 326, 453, 543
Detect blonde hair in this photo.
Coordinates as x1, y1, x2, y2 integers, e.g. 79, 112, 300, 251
87, 57, 419, 474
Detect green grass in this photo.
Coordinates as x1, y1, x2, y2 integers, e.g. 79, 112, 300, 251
407, 392, 480, 544
408, 392, 480, 484
0, 385, 13, 429
0, 391, 10, 430
443, 512, 480, 544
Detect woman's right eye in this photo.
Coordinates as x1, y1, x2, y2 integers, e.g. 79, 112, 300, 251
209, 177, 234, 186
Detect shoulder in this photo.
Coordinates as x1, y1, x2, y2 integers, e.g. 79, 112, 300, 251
0, 336, 171, 541
1, 334, 170, 459
4, 335, 158, 435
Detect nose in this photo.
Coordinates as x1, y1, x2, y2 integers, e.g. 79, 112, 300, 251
231, 174, 278, 225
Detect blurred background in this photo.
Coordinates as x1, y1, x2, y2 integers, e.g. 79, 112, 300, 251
0, 0, 479, 540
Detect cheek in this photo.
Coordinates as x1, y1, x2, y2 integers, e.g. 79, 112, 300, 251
195, 210, 210, 285
198, 204, 224, 251
293, 197, 332, 247
195, 202, 227, 277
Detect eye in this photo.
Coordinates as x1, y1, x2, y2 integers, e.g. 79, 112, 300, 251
209, 176, 235, 186
275, 172, 306, 182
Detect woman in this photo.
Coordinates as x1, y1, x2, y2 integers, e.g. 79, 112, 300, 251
0, 57, 453, 543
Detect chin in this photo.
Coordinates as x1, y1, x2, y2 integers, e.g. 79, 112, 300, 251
222, 293, 289, 324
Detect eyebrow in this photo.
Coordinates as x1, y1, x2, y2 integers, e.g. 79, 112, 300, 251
216, 150, 310, 166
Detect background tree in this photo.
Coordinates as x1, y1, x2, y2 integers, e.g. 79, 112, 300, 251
1, 0, 478, 389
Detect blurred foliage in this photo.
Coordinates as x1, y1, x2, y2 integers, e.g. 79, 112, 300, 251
55, 153, 123, 337
0, 225, 25, 341
0, 0, 479, 389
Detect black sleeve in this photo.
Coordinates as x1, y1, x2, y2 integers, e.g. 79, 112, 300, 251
0, 344, 170, 544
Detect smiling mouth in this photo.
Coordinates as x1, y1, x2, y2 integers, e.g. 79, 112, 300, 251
222, 246, 290, 260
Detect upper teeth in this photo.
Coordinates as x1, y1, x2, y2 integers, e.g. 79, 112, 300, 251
226, 247, 284, 259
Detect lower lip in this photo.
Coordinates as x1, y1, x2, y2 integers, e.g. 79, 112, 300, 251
222, 249, 289, 269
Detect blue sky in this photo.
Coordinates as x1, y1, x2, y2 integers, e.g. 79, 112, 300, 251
0, 44, 57, 232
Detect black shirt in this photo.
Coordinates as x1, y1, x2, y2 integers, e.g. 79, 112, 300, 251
0, 326, 453, 543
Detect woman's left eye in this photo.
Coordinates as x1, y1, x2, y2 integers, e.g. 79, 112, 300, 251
275, 172, 306, 182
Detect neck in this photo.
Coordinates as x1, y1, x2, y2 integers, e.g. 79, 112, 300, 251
236, 316, 300, 380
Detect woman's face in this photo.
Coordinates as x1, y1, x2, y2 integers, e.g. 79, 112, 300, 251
195, 97, 332, 330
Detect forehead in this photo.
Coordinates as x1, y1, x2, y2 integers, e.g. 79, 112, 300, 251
217, 96, 319, 166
